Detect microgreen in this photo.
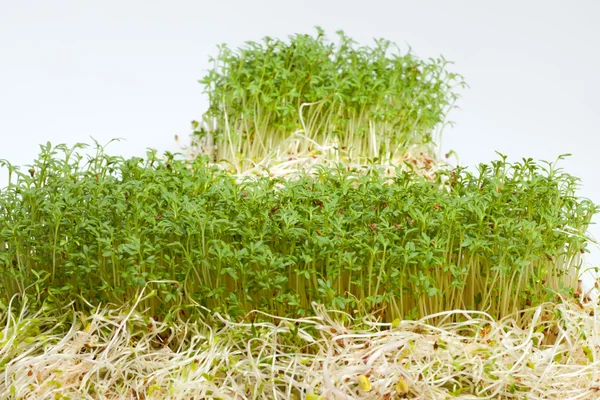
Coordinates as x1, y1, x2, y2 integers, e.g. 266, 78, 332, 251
2, 296, 599, 399
188, 28, 466, 172
1, 143, 596, 325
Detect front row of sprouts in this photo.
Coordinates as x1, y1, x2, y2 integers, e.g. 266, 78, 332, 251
2, 289, 600, 399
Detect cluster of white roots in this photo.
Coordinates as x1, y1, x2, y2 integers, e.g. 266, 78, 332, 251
180, 131, 443, 183
1, 296, 599, 399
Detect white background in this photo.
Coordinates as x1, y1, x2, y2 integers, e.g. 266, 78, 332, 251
1, 1, 599, 285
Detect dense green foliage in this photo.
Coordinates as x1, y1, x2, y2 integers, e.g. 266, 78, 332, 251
193, 28, 465, 171
0, 143, 596, 323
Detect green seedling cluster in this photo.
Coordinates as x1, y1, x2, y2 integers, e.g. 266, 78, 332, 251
1, 143, 596, 324
192, 28, 465, 171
